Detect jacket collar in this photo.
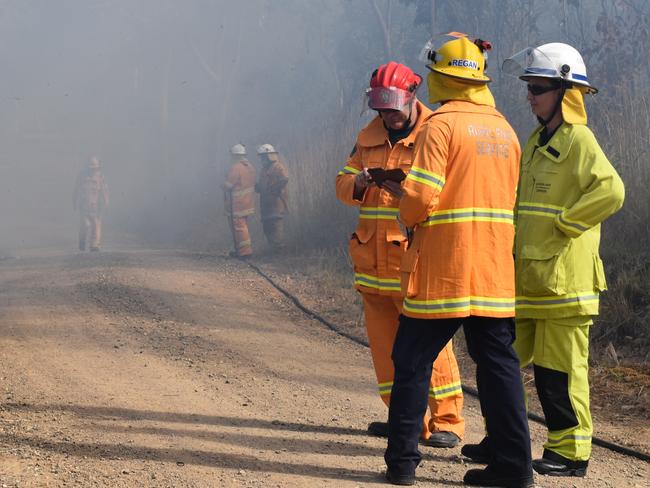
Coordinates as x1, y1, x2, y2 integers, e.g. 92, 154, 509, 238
531, 122, 575, 163
432, 99, 503, 118
357, 101, 433, 148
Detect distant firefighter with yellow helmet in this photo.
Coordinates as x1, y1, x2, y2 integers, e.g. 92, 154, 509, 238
73, 156, 109, 252
224, 144, 256, 258
255, 143, 289, 252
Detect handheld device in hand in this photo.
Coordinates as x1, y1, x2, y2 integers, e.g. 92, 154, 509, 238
367, 168, 406, 187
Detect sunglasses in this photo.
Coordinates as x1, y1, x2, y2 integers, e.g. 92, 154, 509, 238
527, 84, 560, 96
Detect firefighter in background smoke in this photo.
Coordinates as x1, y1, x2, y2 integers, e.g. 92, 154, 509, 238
73, 156, 109, 252
384, 35, 533, 487
224, 144, 256, 258
336, 62, 465, 452
255, 144, 289, 252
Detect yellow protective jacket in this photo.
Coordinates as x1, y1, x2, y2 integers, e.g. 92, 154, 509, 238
515, 123, 625, 318
257, 158, 289, 220
224, 158, 256, 218
399, 101, 521, 318
336, 101, 433, 296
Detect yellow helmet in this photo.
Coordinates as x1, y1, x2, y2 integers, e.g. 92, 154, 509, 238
421, 33, 491, 84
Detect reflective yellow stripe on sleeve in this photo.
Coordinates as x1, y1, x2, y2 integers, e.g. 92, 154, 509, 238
406, 167, 445, 191
338, 165, 361, 176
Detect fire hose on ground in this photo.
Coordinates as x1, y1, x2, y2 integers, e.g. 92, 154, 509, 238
245, 260, 650, 464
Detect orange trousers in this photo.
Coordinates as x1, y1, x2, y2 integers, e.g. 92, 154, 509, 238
229, 216, 252, 256
362, 293, 465, 439
79, 214, 102, 251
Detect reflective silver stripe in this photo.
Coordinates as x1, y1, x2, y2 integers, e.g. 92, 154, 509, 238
558, 214, 590, 232
359, 207, 399, 220
517, 204, 562, 216
429, 382, 462, 398
337, 165, 361, 175
232, 187, 254, 197
546, 434, 592, 445
404, 296, 515, 315
424, 208, 513, 226
407, 167, 444, 189
355, 273, 401, 291
516, 293, 599, 307
378, 381, 393, 395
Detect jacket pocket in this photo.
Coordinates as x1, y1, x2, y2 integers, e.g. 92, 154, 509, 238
518, 244, 567, 296
400, 248, 419, 298
348, 228, 375, 271
593, 255, 607, 292
386, 229, 407, 274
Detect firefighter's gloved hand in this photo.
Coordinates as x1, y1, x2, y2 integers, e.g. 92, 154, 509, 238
354, 168, 371, 192
382, 180, 404, 198
353, 168, 371, 201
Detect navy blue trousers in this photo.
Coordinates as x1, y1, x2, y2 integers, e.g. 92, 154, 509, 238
384, 315, 532, 477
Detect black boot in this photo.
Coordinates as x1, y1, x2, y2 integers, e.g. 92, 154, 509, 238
421, 431, 460, 448
463, 466, 534, 487
385, 469, 415, 486
461, 436, 490, 463
368, 421, 388, 438
532, 449, 588, 477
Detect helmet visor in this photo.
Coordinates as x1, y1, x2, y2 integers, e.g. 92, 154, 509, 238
418, 32, 468, 64
502, 47, 559, 79
366, 86, 414, 111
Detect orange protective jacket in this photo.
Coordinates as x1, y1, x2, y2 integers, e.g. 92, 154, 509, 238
224, 158, 256, 218
336, 101, 433, 296
399, 101, 520, 318
74, 170, 109, 216
257, 157, 289, 219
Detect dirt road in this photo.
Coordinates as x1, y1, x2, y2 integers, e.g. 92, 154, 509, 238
0, 250, 648, 487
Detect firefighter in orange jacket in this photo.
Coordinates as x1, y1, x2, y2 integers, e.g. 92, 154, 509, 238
336, 62, 464, 450
384, 35, 533, 487
74, 156, 109, 252
256, 144, 289, 251
224, 144, 256, 258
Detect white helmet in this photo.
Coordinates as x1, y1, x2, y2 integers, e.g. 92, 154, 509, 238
230, 143, 246, 155
257, 143, 277, 155
502, 43, 597, 93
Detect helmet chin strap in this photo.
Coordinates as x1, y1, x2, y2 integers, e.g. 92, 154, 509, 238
538, 82, 567, 127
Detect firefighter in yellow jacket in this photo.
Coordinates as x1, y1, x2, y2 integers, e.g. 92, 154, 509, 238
256, 144, 289, 251
490, 43, 623, 477
74, 156, 109, 252
224, 144, 256, 258
336, 61, 464, 450
385, 35, 533, 487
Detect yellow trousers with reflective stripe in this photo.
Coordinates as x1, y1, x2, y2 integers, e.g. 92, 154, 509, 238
362, 293, 465, 439
515, 316, 593, 461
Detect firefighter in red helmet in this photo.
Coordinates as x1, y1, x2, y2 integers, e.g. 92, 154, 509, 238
336, 61, 465, 449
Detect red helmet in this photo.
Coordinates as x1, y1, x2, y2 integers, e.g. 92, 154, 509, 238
367, 61, 422, 110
